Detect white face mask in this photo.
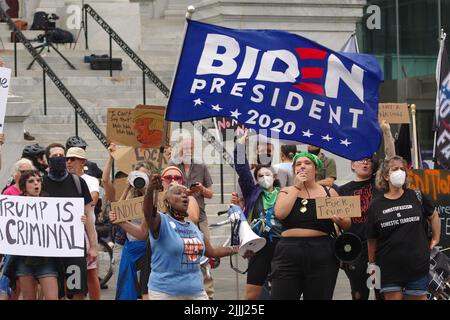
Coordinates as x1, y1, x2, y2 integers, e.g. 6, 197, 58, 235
389, 169, 406, 188
258, 175, 274, 189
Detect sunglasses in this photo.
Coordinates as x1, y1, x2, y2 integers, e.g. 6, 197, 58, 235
300, 199, 308, 214
162, 175, 184, 183
65, 157, 81, 162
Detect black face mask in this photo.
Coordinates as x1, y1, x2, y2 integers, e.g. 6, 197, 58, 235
48, 156, 69, 181
257, 153, 272, 166
308, 149, 320, 156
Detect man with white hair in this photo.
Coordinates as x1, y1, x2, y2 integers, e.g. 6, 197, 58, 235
65, 146, 101, 300
2, 158, 34, 195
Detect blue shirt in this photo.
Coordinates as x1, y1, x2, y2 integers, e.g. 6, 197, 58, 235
148, 213, 205, 295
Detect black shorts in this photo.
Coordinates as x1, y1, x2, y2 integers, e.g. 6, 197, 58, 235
137, 241, 151, 296
247, 238, 279, 286
58, 256, 88, 298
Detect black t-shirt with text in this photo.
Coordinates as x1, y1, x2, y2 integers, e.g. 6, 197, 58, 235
338, 177, 382, 240
366, 189, 434, 285
43, 174, 93, 205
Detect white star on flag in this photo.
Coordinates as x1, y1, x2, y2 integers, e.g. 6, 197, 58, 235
211, 104, 223, 112
193, 98, 204, 106
230, 108, 241, 119
302, 129, 313, 138
340, 139, 352, 147
321, 134, 333, 142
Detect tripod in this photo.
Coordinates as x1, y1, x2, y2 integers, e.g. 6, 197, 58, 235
27, 30, 77, 70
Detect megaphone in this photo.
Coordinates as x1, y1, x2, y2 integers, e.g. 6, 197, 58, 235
228, 205, 266, 257
334, 232, 362, 264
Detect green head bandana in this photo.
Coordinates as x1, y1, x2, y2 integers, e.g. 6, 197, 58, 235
292, 152, 324, 170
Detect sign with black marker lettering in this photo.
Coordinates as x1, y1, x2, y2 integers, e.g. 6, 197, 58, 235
0, 67, 11, 133
111, 196, 145, 223
0, 195, 84, 257
315, 195, 361, 219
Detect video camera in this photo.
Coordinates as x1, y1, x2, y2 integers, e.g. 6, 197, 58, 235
30, 11, 59, 32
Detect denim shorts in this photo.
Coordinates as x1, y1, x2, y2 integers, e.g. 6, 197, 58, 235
380, 274, 430, 296
15, 258, 58, 279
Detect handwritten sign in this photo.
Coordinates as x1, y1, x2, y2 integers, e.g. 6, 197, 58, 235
214, 117, 249, 142
111, 196, 145, 223
378, 103, 410, 124
106, 105, 170, 148
111, 145, 171, 174
0, 195, 84, 257
0, 67, 11, 133
408, 169, 450, 256
315, 196, 361, 219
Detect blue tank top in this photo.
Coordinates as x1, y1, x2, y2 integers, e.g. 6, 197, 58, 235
148, 213, 205, 296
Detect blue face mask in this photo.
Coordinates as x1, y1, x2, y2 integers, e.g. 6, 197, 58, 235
48, 156, 68, 181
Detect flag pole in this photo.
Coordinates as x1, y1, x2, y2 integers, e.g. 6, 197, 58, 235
411, 104, 419, 169
433, 28, 446, 167
154, 6, 195, 204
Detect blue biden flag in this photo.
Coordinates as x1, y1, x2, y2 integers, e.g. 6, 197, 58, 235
166, 20, 384, 160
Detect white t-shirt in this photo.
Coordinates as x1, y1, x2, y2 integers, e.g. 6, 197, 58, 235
81, 173, 100, 226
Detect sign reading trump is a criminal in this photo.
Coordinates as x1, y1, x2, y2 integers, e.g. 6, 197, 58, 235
0, 195, 85, 257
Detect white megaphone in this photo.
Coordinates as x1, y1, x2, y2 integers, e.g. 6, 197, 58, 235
228, 205, 266, 257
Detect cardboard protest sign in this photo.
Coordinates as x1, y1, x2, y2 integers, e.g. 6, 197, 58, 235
0, 67, 12, 133
106, 105, 170, 148
111, 196, 145, 223
112, 177, 128, 202
0, 195, 84, 257
408, 169, 450, 256
378, 103, 410, 124
315, 196, 361, 219
111, 146, 171, 174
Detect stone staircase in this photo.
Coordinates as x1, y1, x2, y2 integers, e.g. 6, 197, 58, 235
0, 4, 234, 214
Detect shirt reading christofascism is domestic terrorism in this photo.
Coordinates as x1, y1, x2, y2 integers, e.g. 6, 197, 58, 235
366, 189, 434, 285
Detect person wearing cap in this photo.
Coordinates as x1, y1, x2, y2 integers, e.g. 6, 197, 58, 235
65, 136, 103, 179
65, 147, 101, 300
337, 120, 396, 300
270, 152, 351, 300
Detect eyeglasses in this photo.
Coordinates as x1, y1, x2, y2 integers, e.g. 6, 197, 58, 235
26, 178, 42, 184
65, 157, 80, 162
300, 199, 308, 213
162, 175, 184, 183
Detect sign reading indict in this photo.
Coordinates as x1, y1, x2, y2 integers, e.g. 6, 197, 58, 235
0, 195, 84, 257
378, 103, 410, 124
106, 105, 170, 148
111, 196, 145, 223
0, 67, 11, 133
315, 196, 361, 219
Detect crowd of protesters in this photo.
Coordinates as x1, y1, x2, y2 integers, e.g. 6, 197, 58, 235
0, 124, 442, 300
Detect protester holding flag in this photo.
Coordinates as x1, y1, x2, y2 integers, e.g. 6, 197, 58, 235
337, 120, 395, 300
270, 152, 351, 300
367, 156, 441, 300
233, 133, 282, 300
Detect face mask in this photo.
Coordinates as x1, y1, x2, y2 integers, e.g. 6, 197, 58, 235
389, 169, 406, 188
48, 157, 68, 181
258, 175, 274, 189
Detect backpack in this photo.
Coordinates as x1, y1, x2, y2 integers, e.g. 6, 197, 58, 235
71, 174, 82, 197
47, 28, 73, 44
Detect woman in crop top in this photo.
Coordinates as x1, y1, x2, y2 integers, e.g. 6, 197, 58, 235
270, 152, 351, 300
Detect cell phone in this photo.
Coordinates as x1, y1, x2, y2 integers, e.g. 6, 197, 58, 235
190, 183, 199, 189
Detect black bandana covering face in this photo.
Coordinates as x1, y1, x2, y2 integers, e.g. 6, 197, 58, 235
48, 156, 69, 181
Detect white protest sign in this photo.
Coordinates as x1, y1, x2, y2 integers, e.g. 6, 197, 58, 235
0, 195, 85, 257
0, 67, 11, 133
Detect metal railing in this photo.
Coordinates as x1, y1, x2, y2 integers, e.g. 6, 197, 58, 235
0, 7, 109, 148
83, 4, 234, 202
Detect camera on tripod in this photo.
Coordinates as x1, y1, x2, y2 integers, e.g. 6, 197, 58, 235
30, 11, 59, 32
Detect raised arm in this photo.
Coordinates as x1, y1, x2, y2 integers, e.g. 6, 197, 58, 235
144, 174, 163, 238
102, 144, 117, 202
234, 138, 257, 201
380, 120, 396, 158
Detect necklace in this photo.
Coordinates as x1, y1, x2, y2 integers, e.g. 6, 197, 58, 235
300, 198, 308, 213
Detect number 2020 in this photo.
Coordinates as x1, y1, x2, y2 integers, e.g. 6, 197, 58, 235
246, 110, 296, 135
